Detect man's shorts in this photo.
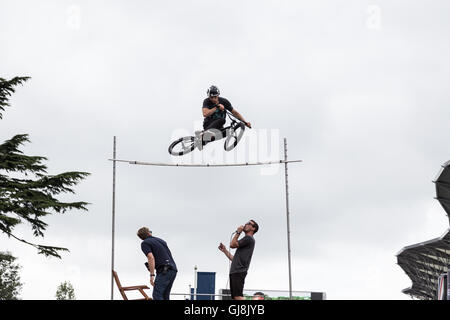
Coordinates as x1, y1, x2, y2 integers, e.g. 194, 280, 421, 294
203, 117, 226, 131
229, 272, 247, 299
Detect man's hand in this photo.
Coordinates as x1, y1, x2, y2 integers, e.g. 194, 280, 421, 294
218, 242, 226, 252
218, 104, 225, 111
219, 242, 234, 261
245, 121, 252, 128
230, 227, 244, 249
150, 275, 155, 287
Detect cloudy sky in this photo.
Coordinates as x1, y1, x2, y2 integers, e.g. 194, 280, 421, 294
1, 0, 450, 300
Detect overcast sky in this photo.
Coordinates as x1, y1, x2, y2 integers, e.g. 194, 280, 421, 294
1, 0, 450, 300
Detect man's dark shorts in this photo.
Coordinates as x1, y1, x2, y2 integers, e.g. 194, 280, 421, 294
229, 272, 247, 299
203, 117, 226, 131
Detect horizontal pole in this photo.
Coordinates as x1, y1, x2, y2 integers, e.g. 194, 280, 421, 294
170, 293, 230, 297
244, 288, 313, 294
108, 159, 302, 167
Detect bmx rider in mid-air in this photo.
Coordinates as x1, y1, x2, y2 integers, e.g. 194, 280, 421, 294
201, 85, 251, 142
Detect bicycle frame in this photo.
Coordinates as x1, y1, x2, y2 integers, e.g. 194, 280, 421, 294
202, 111, 243, 141
168, 110, 247, 155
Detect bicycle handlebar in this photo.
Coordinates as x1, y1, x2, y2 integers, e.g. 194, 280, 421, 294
225, 110, 251, 129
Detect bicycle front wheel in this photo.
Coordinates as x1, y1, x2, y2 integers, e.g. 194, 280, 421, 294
224, 123, 245, 151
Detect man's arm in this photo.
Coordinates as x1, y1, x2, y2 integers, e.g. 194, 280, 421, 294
231, 109, 251, 128
218, 243, 234, 261
230, 232, 240, 249
147, 253, 156, 286
223, 248, 234, 261
203, 107, 218, 118
230, 225, 244, 249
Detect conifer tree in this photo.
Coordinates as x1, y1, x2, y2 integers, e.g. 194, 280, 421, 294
0, 251, 22, 300
55, 281, 76, 300
0, 76, 90, 258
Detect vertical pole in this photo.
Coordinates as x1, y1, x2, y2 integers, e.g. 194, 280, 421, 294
188, 284, 191, 301
284, 138, 293, 300
194, 265, 198, 300
111, 136, 117, 300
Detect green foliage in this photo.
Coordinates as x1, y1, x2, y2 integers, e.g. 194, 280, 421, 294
55, 281, 75, 300
0, 77, 30, 119
0, 251, 22, 300
0, 76, 90, 258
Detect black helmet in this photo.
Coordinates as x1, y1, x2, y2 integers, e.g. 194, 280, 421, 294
207, 85, 220, 97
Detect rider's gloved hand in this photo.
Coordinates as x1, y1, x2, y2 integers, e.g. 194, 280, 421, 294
245, 122, 252, 128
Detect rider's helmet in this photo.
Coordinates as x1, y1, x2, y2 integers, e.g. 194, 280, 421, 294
207, 85, 220, 97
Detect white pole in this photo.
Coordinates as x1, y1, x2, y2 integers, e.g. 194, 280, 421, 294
194, 265, 198, 300
284, 138, 293, 300
107, 159, 302, 167
111, 136, 116, 300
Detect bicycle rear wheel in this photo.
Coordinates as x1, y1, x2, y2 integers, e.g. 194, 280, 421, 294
168, 136, 196, 156
224, 123, 245, 151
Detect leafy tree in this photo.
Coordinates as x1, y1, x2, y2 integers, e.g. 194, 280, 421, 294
0, 251, 22, 300
55, 281, 75, 300
0, 76, 90, 258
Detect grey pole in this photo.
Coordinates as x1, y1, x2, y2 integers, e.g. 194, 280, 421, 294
111, 136, 117, 300
194, 265, 198, 300
284, 138, 293, 299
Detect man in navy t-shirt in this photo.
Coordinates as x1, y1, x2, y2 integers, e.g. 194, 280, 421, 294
137, 227, 177, 300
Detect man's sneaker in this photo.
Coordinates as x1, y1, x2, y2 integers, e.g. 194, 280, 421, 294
195, 130, 203, 138
202, 130, 216, 143
194, 131, 204, 150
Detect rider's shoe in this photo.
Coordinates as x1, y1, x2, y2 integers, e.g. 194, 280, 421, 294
195, 130, 204, 150
195, 130, 203, 138
202, 130, 217, 144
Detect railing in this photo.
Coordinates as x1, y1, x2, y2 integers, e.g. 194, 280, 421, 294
168, 289, 318, 300
170, 292, 231, 300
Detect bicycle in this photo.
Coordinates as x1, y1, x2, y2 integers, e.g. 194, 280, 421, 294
168, 110, 251, 156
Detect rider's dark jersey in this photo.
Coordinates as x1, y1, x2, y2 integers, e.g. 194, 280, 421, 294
203, 97, 233, 121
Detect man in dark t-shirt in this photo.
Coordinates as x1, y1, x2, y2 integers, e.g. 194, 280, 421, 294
202, 85, 251, 132
218, 219, 259, 300
137, 227, 177, 300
